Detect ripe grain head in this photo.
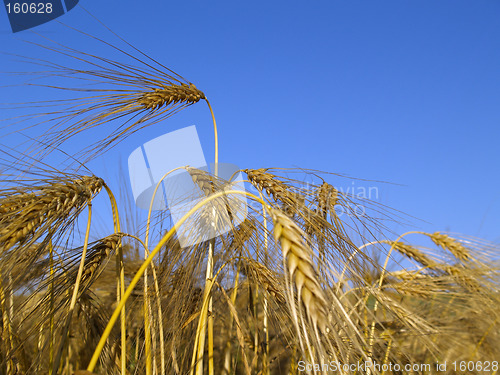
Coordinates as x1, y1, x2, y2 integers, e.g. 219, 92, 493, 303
80, 234, 123, 288
6, 36, 207, 163
271, 209, 327, 331
315, 182, 339, 220
388, 241, 438, 269
137, 83, 205, 110
244, 169, 291, 204
240, 257, 286, 305
0, 175, 104, 252
430, 232, 471, 262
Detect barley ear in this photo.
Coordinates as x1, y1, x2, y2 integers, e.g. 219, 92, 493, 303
137, 83, 205, 110
429, 232, 471, 261
316, 182, 339, 219
271, 209, 327, 331
389, 241, 438, 269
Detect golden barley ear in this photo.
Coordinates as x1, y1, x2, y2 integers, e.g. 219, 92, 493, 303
388, 241, 438, 269
271, 209, 327, 332
443, 265, 482, 292
244, 168, 313, 222
430, 232, 472, 261
80, 233, 124, 289
240, 257, 286, 305
244, 169, 290, 203
137, 83, 205, 110
5, 35, 208, 163
226, 218, 257, 252
0, 175, 104, 253
186, 167, 238, 229
186, 167, 217, 196
315, 182, 339, 219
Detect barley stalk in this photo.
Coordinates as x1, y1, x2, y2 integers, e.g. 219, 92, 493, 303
102, 185, 127, 375
186, 167, 220, 375
52, 201, 93, 374
222, 262, 241, 375
0, 277, 16, 374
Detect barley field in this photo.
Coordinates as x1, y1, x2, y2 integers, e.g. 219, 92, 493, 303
1, 4, 499, 375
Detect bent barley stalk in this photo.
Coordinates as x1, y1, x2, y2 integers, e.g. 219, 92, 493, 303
186, 167, 220, 375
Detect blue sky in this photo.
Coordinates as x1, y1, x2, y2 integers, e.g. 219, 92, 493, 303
1, 1, 499, 243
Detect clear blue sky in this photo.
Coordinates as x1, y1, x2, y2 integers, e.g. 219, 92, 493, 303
1, 1, 499, 243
